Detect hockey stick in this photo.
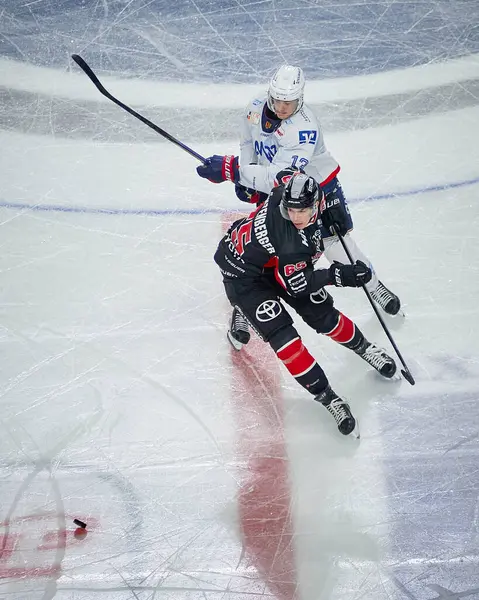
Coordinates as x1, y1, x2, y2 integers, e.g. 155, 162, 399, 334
333, 227, 416, 386
71, 54, 206, 163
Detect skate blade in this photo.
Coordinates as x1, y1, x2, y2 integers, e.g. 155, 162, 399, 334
377, 371, 402, 383
377, 368, 402, 382
227, 331, 244, 351
349, 420, 360, 439
385, 306, 406, 318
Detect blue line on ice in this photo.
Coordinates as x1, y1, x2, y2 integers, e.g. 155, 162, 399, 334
1, 175, 478, 217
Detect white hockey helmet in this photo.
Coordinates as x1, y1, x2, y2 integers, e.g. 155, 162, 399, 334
267, 65, 305, 116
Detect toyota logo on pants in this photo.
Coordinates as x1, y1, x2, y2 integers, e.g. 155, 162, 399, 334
256, 300, 282, 322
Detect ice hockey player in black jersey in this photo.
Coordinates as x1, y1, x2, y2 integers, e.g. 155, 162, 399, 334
199, 65, 402, 352
199, 64, 401, 318
214, 171, 397, 436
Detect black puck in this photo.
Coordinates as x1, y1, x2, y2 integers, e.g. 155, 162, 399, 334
73, 518, 87, 529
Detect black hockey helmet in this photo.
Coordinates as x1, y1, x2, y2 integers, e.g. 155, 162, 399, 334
281, 171, 321, 210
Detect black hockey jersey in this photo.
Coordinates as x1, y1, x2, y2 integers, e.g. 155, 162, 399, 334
214, 188, 332, 298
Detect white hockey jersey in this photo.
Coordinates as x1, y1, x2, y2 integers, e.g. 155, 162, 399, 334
238, 95, 340, 194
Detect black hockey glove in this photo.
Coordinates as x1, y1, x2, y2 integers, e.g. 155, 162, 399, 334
320, 191, 350, 236
235, 183, 268, 205
196, 155, 240, 184
275, 166, 302, 187
329, 261, 372, 287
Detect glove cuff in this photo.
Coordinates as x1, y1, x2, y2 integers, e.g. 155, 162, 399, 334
328, 264, 342, 287
223, 156, 240, 183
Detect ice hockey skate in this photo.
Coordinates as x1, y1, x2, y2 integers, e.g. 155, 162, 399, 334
370, 281, 402, 316
315, 385, 359, 437
227, 306, 251, 351
355, 340, 397, 379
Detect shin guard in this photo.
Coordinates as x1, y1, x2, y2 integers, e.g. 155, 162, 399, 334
276, 337, 328, 393
325, 313, 363, 350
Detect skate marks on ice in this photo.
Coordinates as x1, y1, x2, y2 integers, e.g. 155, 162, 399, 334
387, 578, 479, 600
426, 584, 479, 599
0, 390, 141, 593
375, 354, 479, 600
385, 575, 479, 600
2, 0, 479, 81
3, 76, 479, 142
282, 351, 479, 600
0, 467, 133, 595
229, 336, 299, 600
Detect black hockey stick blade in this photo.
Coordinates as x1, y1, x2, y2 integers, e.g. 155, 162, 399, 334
71, 54, 206, 163
401, 368, 415, 385
361, 289, 415, 385
333, 226, 415, 386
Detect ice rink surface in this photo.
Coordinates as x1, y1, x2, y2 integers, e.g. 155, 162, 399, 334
1, 1, 479, 599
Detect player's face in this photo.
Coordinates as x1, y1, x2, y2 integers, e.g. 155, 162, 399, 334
288, 206, 315, 229
272, 99, 298, 119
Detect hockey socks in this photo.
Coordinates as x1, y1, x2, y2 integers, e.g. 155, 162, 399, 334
325, 313, 397, 378
325, 312, 363, 350
276, 337, 328, 394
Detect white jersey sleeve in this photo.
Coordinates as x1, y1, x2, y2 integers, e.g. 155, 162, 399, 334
238, 100, 340, 194
239, 104, 256, 167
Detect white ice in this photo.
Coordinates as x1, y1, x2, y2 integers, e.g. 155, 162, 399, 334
1, 14, 479, 600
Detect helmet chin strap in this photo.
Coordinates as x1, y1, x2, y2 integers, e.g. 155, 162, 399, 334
309, 203, 319, 225
279, 203, 291, 220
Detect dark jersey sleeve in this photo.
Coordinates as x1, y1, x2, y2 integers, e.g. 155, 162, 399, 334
217, 188, 333, 293
274, 252, 332, 297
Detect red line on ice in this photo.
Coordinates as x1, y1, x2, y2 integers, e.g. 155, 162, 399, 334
222, 213, 298, 600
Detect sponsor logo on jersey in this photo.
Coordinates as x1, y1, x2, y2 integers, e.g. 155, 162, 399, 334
254, 141, 277, 162
256, 300, 282, 322
224, 254, 246, 273
288, 271, 307, 294
247, 111, 260, 124
298, 229, 309, 248
299, 130, 318, 144
276, 127, 284, 137
310, 288, 328, 304
311, 229, 323, 253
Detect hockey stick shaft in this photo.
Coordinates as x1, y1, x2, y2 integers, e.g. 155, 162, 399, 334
71, 54, 206, 163
333, 227, 415, 385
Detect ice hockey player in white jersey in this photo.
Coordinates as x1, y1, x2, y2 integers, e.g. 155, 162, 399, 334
197, 65, 402, 349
